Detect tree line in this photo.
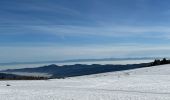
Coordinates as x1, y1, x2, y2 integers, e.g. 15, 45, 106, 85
151, 58, 170, 66
0, 73, 48, 80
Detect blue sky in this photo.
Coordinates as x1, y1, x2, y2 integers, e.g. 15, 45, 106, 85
1, 0, 170, 63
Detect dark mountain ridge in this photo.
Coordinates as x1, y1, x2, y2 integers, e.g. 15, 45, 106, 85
1, 58, 169, 79
2, 63, 152, 78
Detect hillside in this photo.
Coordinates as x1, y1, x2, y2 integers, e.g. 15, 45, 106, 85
1, 62, 152, 78
1, 64, 170, 100
0, 73, 48, 80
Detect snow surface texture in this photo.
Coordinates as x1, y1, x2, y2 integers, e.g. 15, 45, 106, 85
1, 64, 170, 100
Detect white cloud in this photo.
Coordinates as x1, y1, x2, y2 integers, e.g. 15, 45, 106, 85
2, 24, 170, 40
0, 44, 170, 63
26, 25, 170, 39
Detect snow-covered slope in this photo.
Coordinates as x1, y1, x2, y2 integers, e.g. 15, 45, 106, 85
0, 64, 170, 100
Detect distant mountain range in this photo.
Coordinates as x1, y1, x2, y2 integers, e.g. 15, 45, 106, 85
0, 57, 157, 66
1, 62, 153, 79
1, 58, 169, 79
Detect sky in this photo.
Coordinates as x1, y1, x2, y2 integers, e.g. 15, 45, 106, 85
1, 0, 170, 63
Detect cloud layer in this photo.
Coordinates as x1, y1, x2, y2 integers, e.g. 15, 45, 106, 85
1, 0, 170, 62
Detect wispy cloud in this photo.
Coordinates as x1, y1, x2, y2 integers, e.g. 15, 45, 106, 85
1, 24, 170, 40
1, 0, 170, 62
0, 0, 90, 26
24, 25, 170, 39
0, 44, 170, 63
